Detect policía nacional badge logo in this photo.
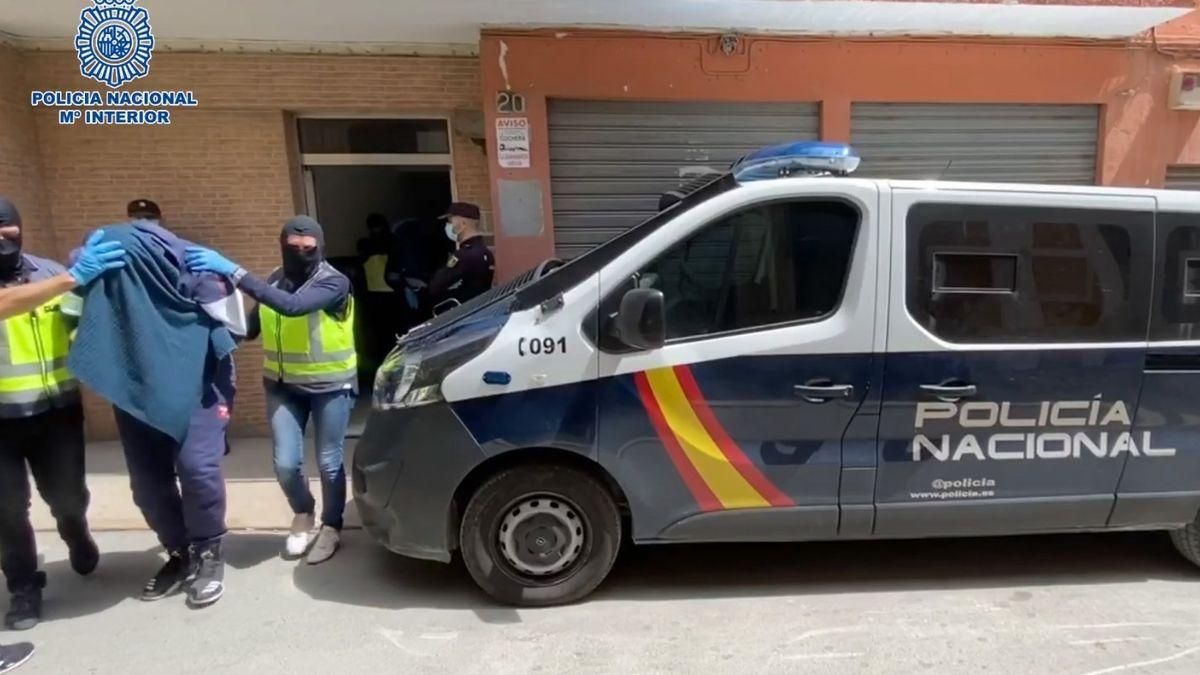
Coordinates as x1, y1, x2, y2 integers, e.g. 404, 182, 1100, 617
75, 0, 155, 89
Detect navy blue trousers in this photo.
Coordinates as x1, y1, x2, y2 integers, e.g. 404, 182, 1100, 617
115, 395, 230, 553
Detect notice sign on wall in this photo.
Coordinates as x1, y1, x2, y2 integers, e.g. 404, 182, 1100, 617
496, 117, 531, 169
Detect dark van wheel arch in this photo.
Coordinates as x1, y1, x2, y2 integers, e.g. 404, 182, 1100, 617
459, 464, 621, 606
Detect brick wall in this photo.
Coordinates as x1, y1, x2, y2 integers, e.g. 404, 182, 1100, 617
0, 46, 51, 255
18, 51, 489, 439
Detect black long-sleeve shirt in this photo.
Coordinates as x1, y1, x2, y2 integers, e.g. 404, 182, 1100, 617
429, 235, 495, 305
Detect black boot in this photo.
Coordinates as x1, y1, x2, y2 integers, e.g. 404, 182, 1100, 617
4, 574, 44, 631
186, 540, 224, 608
141, 549, 190, 602
63, 522, 99, 577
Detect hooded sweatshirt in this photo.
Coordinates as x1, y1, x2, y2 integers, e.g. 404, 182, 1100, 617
237, 216, 354, 396
67, 222, 238, 441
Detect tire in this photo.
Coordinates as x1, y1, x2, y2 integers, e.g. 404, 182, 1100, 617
1171, 518, 1200, 567
459, 464, 621, 606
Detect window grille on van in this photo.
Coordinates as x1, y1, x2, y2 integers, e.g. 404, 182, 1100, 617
1185, 258, 1200, 298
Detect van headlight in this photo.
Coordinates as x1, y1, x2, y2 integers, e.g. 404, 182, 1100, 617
372, 317, 508, 411
372, 351, 444, 410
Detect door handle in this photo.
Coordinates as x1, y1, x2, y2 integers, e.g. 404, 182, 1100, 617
920, 383, 977, 400
794, 383, 855, 403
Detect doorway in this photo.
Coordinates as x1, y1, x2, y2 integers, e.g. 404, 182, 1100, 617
307, 165, 452, 262
298, 116, 457, 435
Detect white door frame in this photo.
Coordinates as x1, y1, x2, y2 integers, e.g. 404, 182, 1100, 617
297, 114, 459, 216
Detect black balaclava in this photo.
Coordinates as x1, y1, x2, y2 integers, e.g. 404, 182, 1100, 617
280, 215, 325, 283
0, 198, 23, 280
365, 213, 389, 253
366, 212, 387, 237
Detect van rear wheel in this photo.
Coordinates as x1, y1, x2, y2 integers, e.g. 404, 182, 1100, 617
1170, 518, 1200, 567
460, 464, 621, 606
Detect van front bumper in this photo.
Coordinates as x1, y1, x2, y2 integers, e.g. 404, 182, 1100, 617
352, 400, 486, 563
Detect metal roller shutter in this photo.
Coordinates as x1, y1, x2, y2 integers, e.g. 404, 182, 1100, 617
548, 100, 819, 258
1166, 166, 1200, 189
851, 103, 1099, 184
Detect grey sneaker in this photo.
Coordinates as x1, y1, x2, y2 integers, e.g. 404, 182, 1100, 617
305, 526, 340, 565
0, 641, 34, 673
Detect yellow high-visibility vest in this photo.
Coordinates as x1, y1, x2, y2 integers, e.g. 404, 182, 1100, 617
0, 296, 78, 412
363, 254, 390, 293
260, 296, 357, 386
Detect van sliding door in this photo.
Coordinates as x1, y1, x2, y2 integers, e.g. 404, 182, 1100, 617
875, 190, 1155, 537
1115, 212, 1200, 527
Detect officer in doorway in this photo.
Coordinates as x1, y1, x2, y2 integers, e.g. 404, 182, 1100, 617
358, 213, 391, 295
357, 213, 399, 367
429, 202, 494, 310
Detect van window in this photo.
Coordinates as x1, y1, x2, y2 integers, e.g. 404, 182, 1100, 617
1151, 213, 1200, 341
907, 203, 1152, 343
617, 200, 859, 343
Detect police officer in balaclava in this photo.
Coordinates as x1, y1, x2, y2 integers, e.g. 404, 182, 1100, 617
0, 198, 102, 631
183, 216, 357, 564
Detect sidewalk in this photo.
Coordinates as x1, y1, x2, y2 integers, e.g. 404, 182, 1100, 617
29, 436, 362, 532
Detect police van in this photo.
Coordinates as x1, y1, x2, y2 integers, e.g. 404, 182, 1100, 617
353, 141, 1200, 606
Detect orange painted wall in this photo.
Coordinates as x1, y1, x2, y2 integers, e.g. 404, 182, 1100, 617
480, 31, 1194, 281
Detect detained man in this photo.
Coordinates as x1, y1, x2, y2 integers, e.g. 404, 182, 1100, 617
66, 219, 241, 609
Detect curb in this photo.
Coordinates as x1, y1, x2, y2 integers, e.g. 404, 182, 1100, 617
30, 476, 363, 533
30, 437, 363, 533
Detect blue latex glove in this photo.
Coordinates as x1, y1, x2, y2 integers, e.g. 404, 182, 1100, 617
69, 229, 127, 285
184, 246, 239, 276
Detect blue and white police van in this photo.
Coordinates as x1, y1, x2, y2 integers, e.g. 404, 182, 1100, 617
353, 141, 1200, 606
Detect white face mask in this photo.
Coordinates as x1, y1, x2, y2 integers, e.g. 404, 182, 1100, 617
445, 222, 457, 242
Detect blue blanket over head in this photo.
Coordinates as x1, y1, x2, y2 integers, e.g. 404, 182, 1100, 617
68, 223, 237, 442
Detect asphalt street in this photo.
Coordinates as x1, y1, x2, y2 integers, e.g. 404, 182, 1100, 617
9, 529, 1200, 674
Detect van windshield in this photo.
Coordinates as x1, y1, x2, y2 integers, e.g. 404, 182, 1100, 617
514, 173, 739, 310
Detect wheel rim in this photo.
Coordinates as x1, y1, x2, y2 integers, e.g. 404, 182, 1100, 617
497, 494, 586, 578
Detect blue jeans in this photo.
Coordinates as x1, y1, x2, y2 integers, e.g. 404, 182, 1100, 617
267, 388, 353, 530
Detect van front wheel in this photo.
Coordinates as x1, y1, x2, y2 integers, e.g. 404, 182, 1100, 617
1170, 518, 1200, 567
460, 465, 621, 606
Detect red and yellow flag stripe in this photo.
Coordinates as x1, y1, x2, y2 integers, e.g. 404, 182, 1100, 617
635, 365, 793, 511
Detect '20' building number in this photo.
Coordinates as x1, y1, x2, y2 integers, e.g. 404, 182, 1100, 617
496, 91, 527, 114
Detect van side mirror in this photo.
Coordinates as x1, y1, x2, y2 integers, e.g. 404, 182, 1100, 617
615, 288, 665, 350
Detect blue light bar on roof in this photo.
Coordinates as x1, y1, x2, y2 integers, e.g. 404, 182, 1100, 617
732, 141, 861, 181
